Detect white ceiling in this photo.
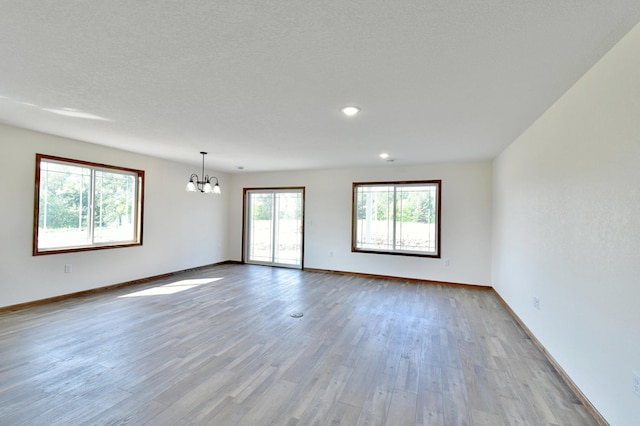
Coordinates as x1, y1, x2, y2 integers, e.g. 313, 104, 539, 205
1, 1, 639, 173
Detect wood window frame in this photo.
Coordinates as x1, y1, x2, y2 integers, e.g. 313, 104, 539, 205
351, 180, 441, 258
33, 153, 145, 256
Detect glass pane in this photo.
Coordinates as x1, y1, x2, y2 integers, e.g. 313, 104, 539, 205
355, 185, 394, 251
248, 193, 274, 263
246, 189, 304, 268
273, 192, 303, 266
395, 185, 437, 253
94, 170, 137, 243
38, 161, 91, 249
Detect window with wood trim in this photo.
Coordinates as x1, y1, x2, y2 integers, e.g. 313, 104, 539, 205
33, 154, 144, 255
352, 180, 441, 257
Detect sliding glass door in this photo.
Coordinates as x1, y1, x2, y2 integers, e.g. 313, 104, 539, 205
244, 188, 304, 268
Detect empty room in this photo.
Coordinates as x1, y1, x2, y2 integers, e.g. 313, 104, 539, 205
1, 2, 639, 425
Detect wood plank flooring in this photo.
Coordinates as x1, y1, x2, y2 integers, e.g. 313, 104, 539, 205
0, 264, 597, 425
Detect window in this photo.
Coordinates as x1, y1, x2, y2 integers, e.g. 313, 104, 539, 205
33, 154, 144, 255
352, 180, 440, 257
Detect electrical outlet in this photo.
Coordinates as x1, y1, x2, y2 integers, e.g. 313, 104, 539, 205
64, 264, 72, 273
533, 297, 540, 310
443, 259, 450, 267
633, 371, 640, 398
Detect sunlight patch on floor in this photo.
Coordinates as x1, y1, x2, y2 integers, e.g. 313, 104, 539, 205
119, 278, 224, 298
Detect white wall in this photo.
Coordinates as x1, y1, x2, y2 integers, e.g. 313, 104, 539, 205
492, 23, 640, 426
0, 124, 229, 308
228, 161, 492, 286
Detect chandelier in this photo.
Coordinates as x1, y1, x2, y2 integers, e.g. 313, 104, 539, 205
186, 152, 220, 194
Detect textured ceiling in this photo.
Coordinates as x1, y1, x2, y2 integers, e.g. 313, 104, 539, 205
1, 1, 639, 173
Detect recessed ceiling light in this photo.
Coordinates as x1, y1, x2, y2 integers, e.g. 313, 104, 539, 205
379, 153, 389, 159
341, 106, 360, 116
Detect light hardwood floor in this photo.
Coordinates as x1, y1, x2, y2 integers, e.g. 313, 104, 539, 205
0, 264, 596, 425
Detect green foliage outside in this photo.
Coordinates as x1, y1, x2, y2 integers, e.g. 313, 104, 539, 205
39, 164, 91, 230
356, 186, 435, 224
251, 193, 301, 221
251, 195, 273, 221
39, 163, 135, 233
94, 171, 135, 229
